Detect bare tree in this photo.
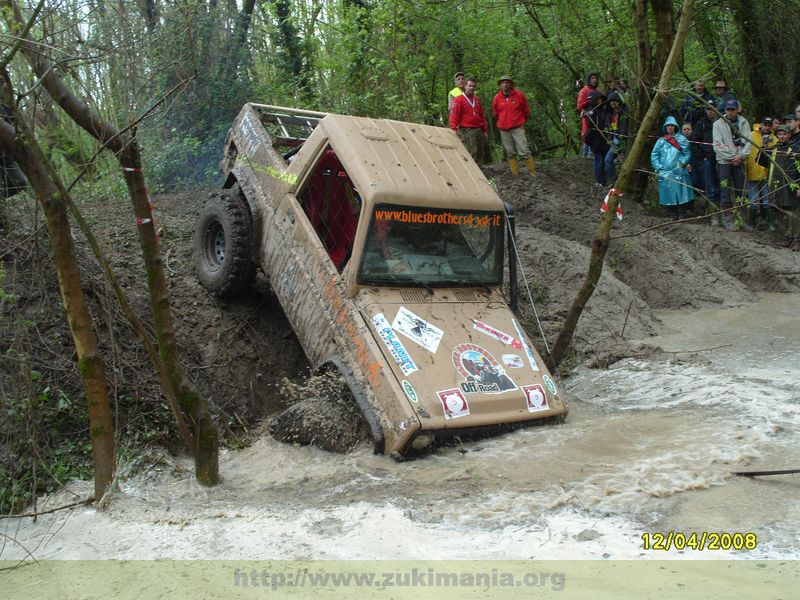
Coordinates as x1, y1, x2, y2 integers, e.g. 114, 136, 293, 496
2, 0, 219, 485
0, 73, 115, 501
549, 0, 696, 370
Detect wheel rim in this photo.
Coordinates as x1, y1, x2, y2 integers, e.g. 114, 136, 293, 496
206, 221, 225, 267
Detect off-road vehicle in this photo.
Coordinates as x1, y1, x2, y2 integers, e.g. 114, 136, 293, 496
194, 104, 568, 457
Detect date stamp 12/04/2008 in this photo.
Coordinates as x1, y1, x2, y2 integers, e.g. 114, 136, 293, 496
642, 532, 758, 552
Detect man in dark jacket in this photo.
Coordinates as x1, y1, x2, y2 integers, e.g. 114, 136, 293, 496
690, 101, 720, 212
712, 80, 737, 111
601, 91, 629, 183
681, 80, 715, 127
0, 103, 27, 201
758, 124, 800, 238
583, 90, 609, 186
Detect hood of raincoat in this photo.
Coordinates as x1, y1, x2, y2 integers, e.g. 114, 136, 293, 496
607, 91, 624, 104
662, 115, 680, 133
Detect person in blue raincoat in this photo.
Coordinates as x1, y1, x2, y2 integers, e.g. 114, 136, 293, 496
651, 115, 694, 220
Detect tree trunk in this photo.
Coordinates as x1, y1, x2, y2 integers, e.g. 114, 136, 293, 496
2, 0, 219, 485
628, 0, 677, 200
0, 87, 115, 502
549, 0, 696, 370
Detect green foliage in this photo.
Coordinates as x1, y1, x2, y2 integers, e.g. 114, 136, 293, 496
0, 265, 17, 308
143, 123, 230, 192
0, 363, 92, 514
4, 0, 798, 192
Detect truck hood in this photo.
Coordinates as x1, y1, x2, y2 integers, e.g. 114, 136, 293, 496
361, 298, 567, 432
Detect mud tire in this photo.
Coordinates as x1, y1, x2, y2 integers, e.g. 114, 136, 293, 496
193, 190, 256, 298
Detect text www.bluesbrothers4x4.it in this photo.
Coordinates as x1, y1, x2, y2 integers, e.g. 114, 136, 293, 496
233, 567, 566, 591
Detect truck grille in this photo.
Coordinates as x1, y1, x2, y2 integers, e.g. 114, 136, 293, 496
400, 290, 429, 303
453, 290, 478, 302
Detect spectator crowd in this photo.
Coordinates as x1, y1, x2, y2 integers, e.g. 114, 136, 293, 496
445, 69, 798, 241
577, 73, 800, 237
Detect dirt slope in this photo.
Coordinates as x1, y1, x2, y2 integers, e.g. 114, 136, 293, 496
488, 160, 800, 365
2, 158, 799, 438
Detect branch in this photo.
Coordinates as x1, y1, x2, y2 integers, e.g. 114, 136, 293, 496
0, 0, 45, 72
0, 498, 94, 520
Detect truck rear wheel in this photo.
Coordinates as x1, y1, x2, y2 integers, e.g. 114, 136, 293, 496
193, 190, 256, 298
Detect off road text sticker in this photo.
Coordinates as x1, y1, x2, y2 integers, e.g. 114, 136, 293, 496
392, 307, 443, 353
437, 388, 470, 420
512, 318, 540, 372
452, 343, 517, 394
522, 384, 550, 413
372, 313, 418, 376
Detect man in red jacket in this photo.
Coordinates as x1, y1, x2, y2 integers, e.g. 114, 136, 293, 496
449, 77, 488, 163
492, 75, 534, 176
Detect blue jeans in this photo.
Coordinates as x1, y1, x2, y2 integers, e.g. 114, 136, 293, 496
697, 158, 719, 203
604, 143, 620, 183
593, 149, 607, 185
747, 180, 769, 207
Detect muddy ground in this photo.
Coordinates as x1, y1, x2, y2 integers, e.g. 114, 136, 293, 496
2, 158, 799, 454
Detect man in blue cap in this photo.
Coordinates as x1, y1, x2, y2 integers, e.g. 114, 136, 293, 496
712, 98, 751, 229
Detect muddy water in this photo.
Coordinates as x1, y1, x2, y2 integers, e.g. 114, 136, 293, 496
3, 295, 798, 560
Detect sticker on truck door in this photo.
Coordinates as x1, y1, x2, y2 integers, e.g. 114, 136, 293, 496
511, 318, 541, 372
392, 306, 443, 353
372, 313, 418, 376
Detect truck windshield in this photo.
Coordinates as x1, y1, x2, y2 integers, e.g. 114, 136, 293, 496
358, 205, 504, 287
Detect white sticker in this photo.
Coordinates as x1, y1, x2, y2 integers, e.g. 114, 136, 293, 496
522, 384, 550, 413
372, 313, 418, 376
437, 388, 470, 420
502, 354, 524, 368
473, 320, 516, 345
512, 318, 540, 372
392, 306, 444, 353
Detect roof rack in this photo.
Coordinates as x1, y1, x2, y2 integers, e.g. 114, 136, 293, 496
251, 104, 328, 147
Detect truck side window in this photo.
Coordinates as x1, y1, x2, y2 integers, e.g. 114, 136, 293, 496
298, 148, 361, 271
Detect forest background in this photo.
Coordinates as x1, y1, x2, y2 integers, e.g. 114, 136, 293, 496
4, 0, 800, 195
2, 0, 800, 514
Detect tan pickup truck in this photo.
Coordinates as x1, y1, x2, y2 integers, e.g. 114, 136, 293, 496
194, 104, 567, 457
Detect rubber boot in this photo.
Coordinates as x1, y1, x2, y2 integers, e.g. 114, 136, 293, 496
723, 210, 734, 230
767, 207, 777, 232
508, 158, 519, 177
739, 208, 756, 232
757, 205, 768, 231
525, 156, 537, 176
